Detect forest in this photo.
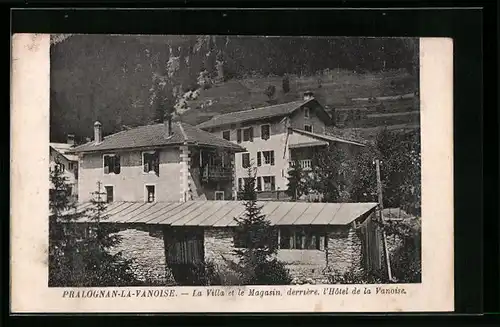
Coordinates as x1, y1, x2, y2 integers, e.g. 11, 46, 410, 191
50, 35, 418, 143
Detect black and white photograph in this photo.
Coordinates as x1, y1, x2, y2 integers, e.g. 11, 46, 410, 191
47, 34, 422, 288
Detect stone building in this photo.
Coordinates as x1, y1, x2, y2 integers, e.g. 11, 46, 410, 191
70, 200, 381, 284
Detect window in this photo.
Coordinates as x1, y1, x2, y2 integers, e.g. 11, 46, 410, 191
236, 129, 242, 143
222, 130, 231, 141
241, 153, 250, 168
103, 154, 121, 174
105, 186, 114, 203
262, 176, 276, 191
279, 227, 325, 250
56, 163, 65, 172
242, 127, 253, 142
260, 124, 270, 140
257, 150, 275, 166
233, 227, 277, 249
304, 107, 310, 118
215, 191, 224, 200
304, 124, 313, 132
256, 177, 262, 191
146, 185, 155, 203
142, 151, 159, 175
68, 162, 74, 171
238, 178, 243, 191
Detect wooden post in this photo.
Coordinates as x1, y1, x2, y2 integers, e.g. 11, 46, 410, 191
374, 159, 393, 282
375, 159, 384, 212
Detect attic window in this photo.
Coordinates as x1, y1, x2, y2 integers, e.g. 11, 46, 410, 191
222, 130, 230, 141
304, 124, 313, 132
304, 107, 310, 118
103, 154, 121, 175
143, 151, 159, 175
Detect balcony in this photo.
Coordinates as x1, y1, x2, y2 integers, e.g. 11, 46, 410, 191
289, 159, 313, 170
202, 165, 233, 182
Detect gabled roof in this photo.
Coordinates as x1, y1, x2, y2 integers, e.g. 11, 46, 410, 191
290, 128, 366, 147
50, 143, 78, 162
65, 200, 378, 226
69, 121, 246, 154
196, 98, 331, 129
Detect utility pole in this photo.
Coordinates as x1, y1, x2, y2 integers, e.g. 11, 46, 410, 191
375, 159, 384, 213
374, 158, 393, 282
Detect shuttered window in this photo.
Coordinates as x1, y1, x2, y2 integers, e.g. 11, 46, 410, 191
103, 154, 121, 174
143, 151, 159, 175
236, 129, 242, 143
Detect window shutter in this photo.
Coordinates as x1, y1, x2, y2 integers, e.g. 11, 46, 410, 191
271, 176, 276, 191
237, 129, 242, 143
114, 156, 121, 174
257, 177, 262, 191
270, 151, 275, 166
249, 127, 254, 141
154, 154, 160, 175
257, 152, 262, 166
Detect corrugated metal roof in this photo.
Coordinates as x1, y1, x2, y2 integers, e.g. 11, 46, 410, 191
68, 201, 378, 226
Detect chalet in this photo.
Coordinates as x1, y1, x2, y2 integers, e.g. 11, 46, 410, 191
196, 91, 366, 200
65, 115, 385, 284
69, 118, 246, 203
50, 134, 79, 197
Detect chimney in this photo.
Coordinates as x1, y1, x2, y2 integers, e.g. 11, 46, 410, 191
94, 121, 102, 144
164, 113, 173, 137
303, 91, 314, 101
67, 134, 75, 146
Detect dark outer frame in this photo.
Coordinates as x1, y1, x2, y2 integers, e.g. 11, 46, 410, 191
6, 1, 495, 324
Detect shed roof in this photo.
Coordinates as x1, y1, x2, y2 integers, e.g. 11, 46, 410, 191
66, 201, 378, 227
68, 121, 246, 154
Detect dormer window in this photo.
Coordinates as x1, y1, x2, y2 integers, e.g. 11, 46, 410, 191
142, 151, 159, 175
103, 154, 121, 175
304, 107, 310, 118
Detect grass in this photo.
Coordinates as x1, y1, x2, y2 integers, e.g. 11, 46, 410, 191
179, 69, 419, 139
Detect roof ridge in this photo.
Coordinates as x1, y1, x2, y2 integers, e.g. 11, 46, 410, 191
203, 99, 308, 121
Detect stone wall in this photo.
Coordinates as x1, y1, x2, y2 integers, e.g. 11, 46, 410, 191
204, 227, 238, 265
109, 228, 175, 285
203, 225, 364, 284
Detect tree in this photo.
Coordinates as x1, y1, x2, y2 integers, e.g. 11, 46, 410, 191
286, 160, 308, 201
48, 161, 85, 286
308, 144, 353, 202
76, 181, 138, 286
49, 175, 139, 286
282, 75, 290, 93
264, 85, 276, 100
231, 167, 292, 285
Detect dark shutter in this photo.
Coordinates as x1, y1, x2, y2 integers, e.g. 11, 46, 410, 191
271, 176, 276, 191
270, 151, 275, 166
249, 127, 254, 141
257, 152, 262, 166
154, 153, 160, 175
114, 155, 121, 174
237, 129, 242, 143
256, 177, 262, 191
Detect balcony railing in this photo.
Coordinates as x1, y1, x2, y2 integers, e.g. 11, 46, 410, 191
289, 159, 313, 170
202, 165, 233, 181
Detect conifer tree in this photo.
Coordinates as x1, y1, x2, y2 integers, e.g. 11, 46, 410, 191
286, 160, 307, 201
232, 167, 292, 285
